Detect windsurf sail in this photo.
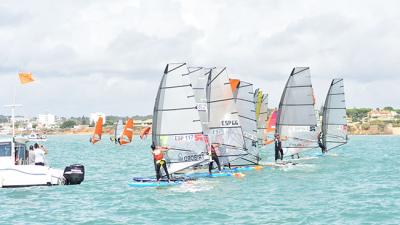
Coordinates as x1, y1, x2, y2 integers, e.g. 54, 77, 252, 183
276, 67, 319, 157
231, 80, 259, 166
152, 63, 209, 174
140, 127, 151, 140
207, 68, 246, 166
254, 89, 263, 120
91, 117, 103, 144
322, 78, 348, 150
188, 67, 212, 133
119, 119, 134, 145
264, 110, 277, 145
255, 89, 269, 146
111, 120, 123, 143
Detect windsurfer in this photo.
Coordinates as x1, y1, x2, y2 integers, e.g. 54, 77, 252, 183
274, 134, 284, 163
318, 132, 327, 154
151, 143, 170, 182
208, 143, 222, 175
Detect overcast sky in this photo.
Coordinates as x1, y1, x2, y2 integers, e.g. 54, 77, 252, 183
0, 0, 399, 117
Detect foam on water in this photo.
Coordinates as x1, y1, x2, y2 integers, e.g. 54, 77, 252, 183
1, 135, 399, 224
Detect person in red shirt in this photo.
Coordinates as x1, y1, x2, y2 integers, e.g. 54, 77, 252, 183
151, 143, 170, 182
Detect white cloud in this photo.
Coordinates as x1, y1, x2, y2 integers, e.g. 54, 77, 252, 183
0, 0, 399, 116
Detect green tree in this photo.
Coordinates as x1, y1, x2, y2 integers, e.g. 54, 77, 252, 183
346, 108, 371, 122
383, 106, 394, 111
60, 120, 77, 129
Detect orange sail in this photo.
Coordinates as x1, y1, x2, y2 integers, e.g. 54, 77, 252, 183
140, 127, 151, 140
91, 117, 103, 144
264, 110, 277, 145
266, 110, 277, 132
119, 119, 134, 145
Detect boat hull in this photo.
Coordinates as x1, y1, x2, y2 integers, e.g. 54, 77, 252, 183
0, 165, 64, 188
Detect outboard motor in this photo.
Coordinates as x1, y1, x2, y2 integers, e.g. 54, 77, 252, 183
63, 164, 85, 185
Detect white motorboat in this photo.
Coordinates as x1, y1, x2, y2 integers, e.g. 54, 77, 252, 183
0, 137, 85, 188
26, 132, 48, 142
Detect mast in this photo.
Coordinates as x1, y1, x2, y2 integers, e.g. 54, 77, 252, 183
276, 67, 319, 157
322, 78, 348, 150
4, 104, 22, 138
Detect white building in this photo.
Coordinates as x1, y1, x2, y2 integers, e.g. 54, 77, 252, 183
38, 114, 56, 128
90, 112, 106, 124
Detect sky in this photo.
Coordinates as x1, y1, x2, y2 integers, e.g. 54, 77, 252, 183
0, 0, 399, 117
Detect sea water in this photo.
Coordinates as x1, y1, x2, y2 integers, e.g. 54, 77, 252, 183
0, 135, 399, 224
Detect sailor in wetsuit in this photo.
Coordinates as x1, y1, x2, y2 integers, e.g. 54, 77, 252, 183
151, 143, 171, 182
274, 134, 284, 163
209, 143, 222, 175
318, 132, 327, 154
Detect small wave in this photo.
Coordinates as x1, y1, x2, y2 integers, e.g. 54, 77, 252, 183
171, 180, 214, 193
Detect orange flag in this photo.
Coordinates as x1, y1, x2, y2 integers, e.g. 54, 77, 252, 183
18, 72, 35, 84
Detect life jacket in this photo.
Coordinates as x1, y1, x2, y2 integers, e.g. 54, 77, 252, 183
153, 149, 164, 161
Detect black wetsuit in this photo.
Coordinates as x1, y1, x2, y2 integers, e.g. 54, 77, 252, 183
209, 151, 221, 174
155, 160, 170, 181
318, 140, 327, 153
318, 135, 327, 153
274, 139, 283, 161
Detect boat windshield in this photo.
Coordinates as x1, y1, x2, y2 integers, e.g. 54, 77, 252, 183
0, 142, 12, 157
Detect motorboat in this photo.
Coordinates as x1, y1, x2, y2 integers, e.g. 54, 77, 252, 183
0, 136, 84, 188
26, 132, 47, 142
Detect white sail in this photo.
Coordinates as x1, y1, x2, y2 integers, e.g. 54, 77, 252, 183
276, 67, 319, 157
188, 67, 212, 134
207, 68, 246, 165
231, 81, 259, 166
114, 120, 123, 139
322, 78, 348, 150
152, 63, 209, 174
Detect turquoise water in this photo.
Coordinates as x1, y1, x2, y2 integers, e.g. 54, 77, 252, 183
1, 135, 399, 224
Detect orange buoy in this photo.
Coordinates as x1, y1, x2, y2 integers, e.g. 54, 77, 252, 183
254, 165, 263, 170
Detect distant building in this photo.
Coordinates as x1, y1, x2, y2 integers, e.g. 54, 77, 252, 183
90, 112, 106, 124
368, 109, 397, 121
38, 114, 56, 128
